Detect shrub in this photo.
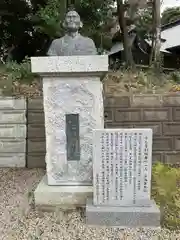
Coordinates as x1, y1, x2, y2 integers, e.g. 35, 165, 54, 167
4, 57, 38, 83
152, 162, 180, 229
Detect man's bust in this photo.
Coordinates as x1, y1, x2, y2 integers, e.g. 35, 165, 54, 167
47, 10, 97, 56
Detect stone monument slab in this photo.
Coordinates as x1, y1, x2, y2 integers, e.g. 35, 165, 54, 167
66, 113, 80, 161
86, 128, 160, 227
32, 10, 108, 209
31, 55, 108, 206
93, 129, 152, 206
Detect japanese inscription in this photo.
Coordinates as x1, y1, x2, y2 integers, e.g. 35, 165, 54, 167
93, 129, 152, 206
66, 114, 80, 161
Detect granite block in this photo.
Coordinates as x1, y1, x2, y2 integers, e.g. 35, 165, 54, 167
34, 175, 93, 210
86, 198, 160, 228
31, 55, 108, 76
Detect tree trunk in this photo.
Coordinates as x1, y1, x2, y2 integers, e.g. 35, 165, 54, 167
149, 0, 155, 66
117, 0, 134, 68
153, 0, 161, 71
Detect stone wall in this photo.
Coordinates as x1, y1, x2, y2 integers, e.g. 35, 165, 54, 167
26, 94, 180, 168
27, 98, 45, 168
0, 97, 26, 167
1, 94, 180, 168
104, 94, 180, 165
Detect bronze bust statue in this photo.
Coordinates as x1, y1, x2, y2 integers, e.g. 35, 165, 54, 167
47, 10, 97, 56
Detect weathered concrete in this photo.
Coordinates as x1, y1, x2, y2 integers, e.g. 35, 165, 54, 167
0, 139, 26, 153
0, 153, 25, 167
0, 97, 26, 167
34, 175, 93, 210
86, 198, 160, 228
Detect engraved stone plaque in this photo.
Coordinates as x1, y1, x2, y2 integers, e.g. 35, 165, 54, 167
66, 114, 80, 161
93, 129, 152, 206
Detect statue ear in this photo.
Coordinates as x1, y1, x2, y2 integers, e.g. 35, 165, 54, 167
79, 21, 83, 28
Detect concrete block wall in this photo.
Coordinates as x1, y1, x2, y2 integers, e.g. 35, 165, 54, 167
0, 97, 26, 167
27, 98, 45, 168
104, 94, 180, 165
1, 94, 180, 168
26, 93, 180, 168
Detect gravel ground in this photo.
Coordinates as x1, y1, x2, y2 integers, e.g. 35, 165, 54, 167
0, 168, 180, 240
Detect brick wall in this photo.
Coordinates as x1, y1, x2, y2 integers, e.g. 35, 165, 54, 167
0, 97, 26, 167
27, 94, 180, 168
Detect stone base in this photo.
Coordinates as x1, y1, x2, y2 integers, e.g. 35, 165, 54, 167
34, 175, 93, 210
86, 198, 160, 228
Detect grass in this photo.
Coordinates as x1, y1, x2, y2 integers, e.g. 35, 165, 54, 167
1, 62, 180, 97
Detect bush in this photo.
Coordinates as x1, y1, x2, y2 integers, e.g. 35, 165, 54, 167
4, 57, 38, 83
152, 162, 180, 229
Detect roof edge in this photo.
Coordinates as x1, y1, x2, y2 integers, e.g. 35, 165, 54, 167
162, 19, 180, 30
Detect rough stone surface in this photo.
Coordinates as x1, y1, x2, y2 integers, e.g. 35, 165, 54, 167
92, 129, 153, 206
43, 77, 104, 185
86, 198, 160, 228
34, 175, 93, 209
31, 55, 108, 185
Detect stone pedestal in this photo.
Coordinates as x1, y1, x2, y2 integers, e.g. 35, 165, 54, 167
31, 55, 108, 208
86, 198, 160, 228
35, 176, 93, 210
86, 129, 160, 227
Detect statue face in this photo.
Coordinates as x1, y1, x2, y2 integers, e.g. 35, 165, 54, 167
64, 11, 81, 31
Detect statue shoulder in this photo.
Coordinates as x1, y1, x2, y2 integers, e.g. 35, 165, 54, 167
51, 38, 64, 45
80, 35, 95, 44
79, 35, 97, 55
47, 38, 64, 56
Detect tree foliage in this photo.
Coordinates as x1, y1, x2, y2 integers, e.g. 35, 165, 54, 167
0, 0, 48, 61
33, 0, 114, 51
0, 0, 114, 61
162, 6, 180, 25
135, 5, 153, 39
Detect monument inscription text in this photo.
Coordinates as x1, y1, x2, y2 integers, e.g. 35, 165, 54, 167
93, 129, 152, 206
66, 113, 80, 161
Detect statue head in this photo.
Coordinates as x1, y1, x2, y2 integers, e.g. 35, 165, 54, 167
63, 10, 83, 32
